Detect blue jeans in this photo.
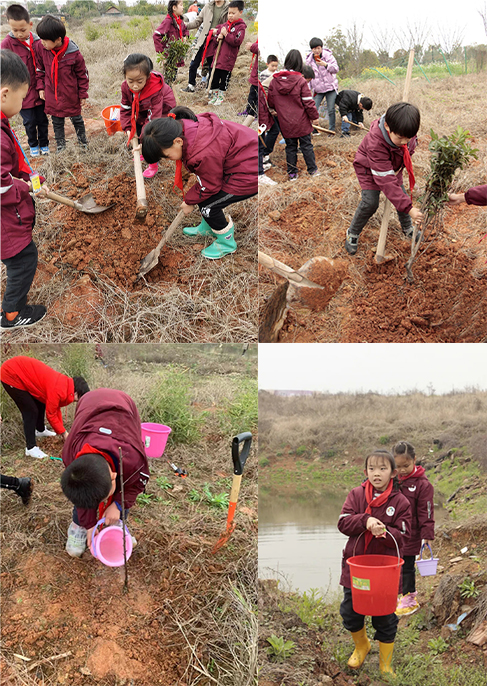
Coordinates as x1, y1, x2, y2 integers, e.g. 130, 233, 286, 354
314, 90, 337, 131
341, 110, 359, 135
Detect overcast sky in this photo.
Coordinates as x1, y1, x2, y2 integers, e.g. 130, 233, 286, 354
258, 344, 487, 394
258, 0, 486, 60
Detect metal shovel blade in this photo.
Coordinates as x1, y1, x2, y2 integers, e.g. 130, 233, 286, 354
137, 210, 186, 279
77, 193, 115, 214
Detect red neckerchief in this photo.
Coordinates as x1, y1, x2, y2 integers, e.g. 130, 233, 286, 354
50, 36, 70, 101
250, 53, 256, 72
363, 479, 393, 552
0, 112, 32, 176
401, 144, 415, 200
75, 443, 117, 520
127, 72, 163, 144
173, 13, 183, 39
20, 32, 37, 71
201, 29, 215, 67
398, 465, 425, 482
168, 113, 184, 199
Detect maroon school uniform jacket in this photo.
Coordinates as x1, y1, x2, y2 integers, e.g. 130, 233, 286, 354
1, 32, 43, 109
61, 388, 149, 529
258, 82, 274, 134
182, 113, 257, 205
248, 41, 259, 86
0, 116, 35, 259
211, 18, 246, 72
399, 466, 435, 556
267, 71, 319, 139
353, 115, 418, 215
34, 38, 89, 117
161, 82, 177, 116
153, 14, 189, 64
465, 184, 487, 206
120, 72, 165, 134
337, 482, 412, 589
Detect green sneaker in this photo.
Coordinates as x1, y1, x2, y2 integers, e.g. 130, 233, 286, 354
213, 91, 224, 106
208, 90, 218, 105
183, 217, 214, 237
201, 220, 237, 260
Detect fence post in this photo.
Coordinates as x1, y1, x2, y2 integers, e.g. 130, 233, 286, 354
438, 48, 453, 76
464, 46, 467, 74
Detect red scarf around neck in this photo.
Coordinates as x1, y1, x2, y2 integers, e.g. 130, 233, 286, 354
201, 28, 215, 68
1, 112, 32, 176
172, 13, 183, 39
398, 464, 425, 482
167, 113, 184, 199
21, 32, 37, 71
401, 144, 415, 200
75, 443, 117, 520
127, 72, 163, 144
50, 36, 70, 101
363, 479, 393, 552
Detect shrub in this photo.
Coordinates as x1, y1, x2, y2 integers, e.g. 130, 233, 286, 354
84, 23, 102, 41
266, 635, 296, 660
218, 378, 258, 435
61, 344, 93, 382
260, 457, 270, 467
378, 435, 390, 445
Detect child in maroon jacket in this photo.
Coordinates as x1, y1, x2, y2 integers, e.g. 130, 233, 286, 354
337, 449, 411, 676
1, 49, 48, 330
60, 388, 150, 558
121, 53, 169, 179
1, 4, 49, 156
153, 0, 189, 83
207, 0, 246, 106
141, 106, 257, 259
244, 39, 258, 119
35, 15, 89, 152
393, 441, 435, 616
267, 48, 320, 180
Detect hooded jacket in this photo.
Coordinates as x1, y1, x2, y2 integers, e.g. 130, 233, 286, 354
1, 32, 43, 109
248, 41, 259, 86
61, 388, 149, 529
0, 356, 74, 434
267, 71, 319, 138
120, 72, 165, 134
399, 466, 435, 556
209, 17, 246, 72
353, 115, 418, 214
161, 82, 177, 116
153, 14, 190, 65
336, 90, 365, 123
304, 48, 339, 94
337, 482, 411, 588
34, 38, 89, 117
185, 0, 229, 52
181, 112, 257, 204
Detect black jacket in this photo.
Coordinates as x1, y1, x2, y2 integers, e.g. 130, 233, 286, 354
336, 90, 364, 123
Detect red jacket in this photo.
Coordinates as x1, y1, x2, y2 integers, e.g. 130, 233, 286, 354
61, 388, 149, 529
248, 41, 259, 86
353, 115, 418, 214
0, 356, 74, 434
337, 482, 411, 588
267, 71, 319, 138
210, 18, 246, 72
153, 14, 189, 64
120, 72, 165, 135
0, 117, 36, 259
465, 184, 487, 206
181, 113, 258, 204
1, 32, 43, 109
161, 82, 177, 116
398, 466, 435, 556
34, 38, 89, 117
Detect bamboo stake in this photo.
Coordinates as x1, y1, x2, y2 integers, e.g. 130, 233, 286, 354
119, 446, 128, 592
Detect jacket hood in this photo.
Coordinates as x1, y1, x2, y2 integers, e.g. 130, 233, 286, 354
8, 31, 40, 41
184, 111, 222, 160
271, 71, 303, 95
378, 113, 399, 148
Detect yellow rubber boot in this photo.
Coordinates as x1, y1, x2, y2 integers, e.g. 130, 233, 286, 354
347, 627, 371, 668
379, 641, 395, 676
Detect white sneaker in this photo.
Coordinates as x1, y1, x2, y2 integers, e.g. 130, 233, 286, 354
259, 174, 278, 186
65, 522, 87, 557
263, 155, 270, 163
25, 446, 48, 459
35, 428, 56, 438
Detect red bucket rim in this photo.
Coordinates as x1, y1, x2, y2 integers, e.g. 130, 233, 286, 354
347, 554, 404, 569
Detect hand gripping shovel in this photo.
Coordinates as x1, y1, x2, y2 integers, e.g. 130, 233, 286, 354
138, 209, 186, 278
212, 432, 252, 554
45, 190, 114, 214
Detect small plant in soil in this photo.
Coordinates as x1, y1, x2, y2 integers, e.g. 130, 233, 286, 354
156, 475, 173, 490
202, 483, 229, 510
136, 492, 155, 506
156, 38, 191, 84
458, 578, 480, 599
427, 636, 449, 655
266, 634, 296, 660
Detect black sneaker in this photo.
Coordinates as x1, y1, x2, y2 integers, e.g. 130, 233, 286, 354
403, 228, 422, 243
56, 142, 66, 153
16, 478, 33, 505
181, 84, 195, 92
0, 305, 47, 330
345, 230, 359, 254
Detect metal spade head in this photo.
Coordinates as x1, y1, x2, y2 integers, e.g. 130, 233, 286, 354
77, 193, 115, 214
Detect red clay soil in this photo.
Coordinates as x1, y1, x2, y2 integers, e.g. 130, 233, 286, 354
292, 258, 349, 311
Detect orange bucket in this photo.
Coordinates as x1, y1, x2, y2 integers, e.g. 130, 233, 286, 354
101, 105, 122, 135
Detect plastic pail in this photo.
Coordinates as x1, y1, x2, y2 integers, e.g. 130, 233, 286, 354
91, 517, 133, 567
141, 422, 172, 458
101, 106, 122, 135
347, 553, 404, 615
416, 543, 439, 577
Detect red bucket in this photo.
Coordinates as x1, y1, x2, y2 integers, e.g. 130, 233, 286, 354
101, 105, 122, 135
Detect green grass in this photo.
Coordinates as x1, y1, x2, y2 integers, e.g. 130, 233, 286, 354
432, 457, 486, 519
259, 454, 361, 493
217, 378, 258, 436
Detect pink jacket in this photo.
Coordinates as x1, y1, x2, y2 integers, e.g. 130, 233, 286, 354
399, 466, 435, 556
210, 17, 246, 72
353, 115, 418, 214
181, 113, 257, 205
120, 72, 165, 134
248, 41, 259, 86
304, 48, 339, 94
34, 38, 89, 117
1, 32, 43, 109
153, 14, 189, 65
267, 71, 319, 138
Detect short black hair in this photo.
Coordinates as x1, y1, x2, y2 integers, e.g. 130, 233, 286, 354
169, 105, 198, 121
73, 376, 90, 398
393, 440, 416, 460
302, 64, 314, 80
36, 15, 66, 42
61, 454, 112, 509
309, 37, 323, 49
142, 117, 184, 163
284, 48, 303, 73
385, 102, 420, 138
267, 54, 278, 64
6, 4, 30, 22
123, 53, 153, 77
360, 96, 372, 111
0, 49, 30, 90
228, 0, 244, 10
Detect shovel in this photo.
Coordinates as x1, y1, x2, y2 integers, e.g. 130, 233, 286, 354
313, 124, 335, 135
138, 209, 186, 278
258, 251, 325, 289
45, 190, 114, 214
207, 40, 222, 92
212, 432, 252, 554
132, 135, 148, 219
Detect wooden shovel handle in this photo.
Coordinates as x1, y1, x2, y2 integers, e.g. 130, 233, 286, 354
313, 124, 335, 135
45, 190, 82, 210
207, 40, 223, 91
155, 209, 186, 253
131, 136, 147, 210
258, 251, 324, 288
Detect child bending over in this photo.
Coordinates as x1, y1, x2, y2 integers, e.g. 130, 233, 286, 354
336, 89, 372, 136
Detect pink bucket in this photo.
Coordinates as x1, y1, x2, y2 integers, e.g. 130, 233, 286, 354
90, 517, 133, 567
141, 422, 172, 458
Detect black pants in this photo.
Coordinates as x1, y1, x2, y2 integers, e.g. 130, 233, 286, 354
1, 474, 21, 490
264, 118, 281, 154
246, 84, 258, 117
199, 190, 257, 231
1, 240, 38, 314
402, 555, 416, 594
51, 114, 87, 147
210, 68, 231, 92
340, 587, 398, 643
1, 383, 46, 449
348, 189, 413, 236
20, 105, 49, 148
258, 134, 266, 175
285, 133, 317, 175
188, 43, 212, 86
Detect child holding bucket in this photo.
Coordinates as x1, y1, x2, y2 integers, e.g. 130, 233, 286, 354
394, 440, 435, 616
60, 388, 150, 558
337, 449, 411, 675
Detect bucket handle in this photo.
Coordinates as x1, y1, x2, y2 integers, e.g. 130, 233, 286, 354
90, 517, 131, 559
419, 542, 434, 560
352, 529, 401, 563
